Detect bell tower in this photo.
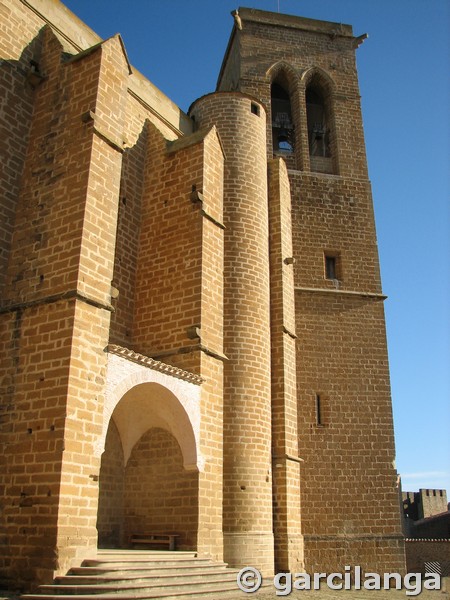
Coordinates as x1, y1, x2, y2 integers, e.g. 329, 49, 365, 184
216, 8, 405, 573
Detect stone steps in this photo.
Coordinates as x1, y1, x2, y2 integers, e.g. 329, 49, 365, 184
53, 567, 236, 586
67, 564, 230, 577
21, 550, 255, 600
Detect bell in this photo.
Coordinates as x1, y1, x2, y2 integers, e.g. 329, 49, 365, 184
278, 128, 289, 144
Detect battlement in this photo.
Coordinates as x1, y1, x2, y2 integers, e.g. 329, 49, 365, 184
403, 489, 449, 521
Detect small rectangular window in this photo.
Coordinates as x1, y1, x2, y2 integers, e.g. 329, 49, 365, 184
251, 102, 260, 116
324, 252, 341, 281
325, 256, 336, 280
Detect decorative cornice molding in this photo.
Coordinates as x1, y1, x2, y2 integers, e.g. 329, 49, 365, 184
106, 344, 204, 385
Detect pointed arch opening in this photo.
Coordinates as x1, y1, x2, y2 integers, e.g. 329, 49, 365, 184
306, 86, 330, 158
303, 69, 337, 174
267, 62, 301, 168
271, 81, 295, 155
96, 382, 199, 550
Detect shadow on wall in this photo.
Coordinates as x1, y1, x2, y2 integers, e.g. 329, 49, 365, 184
0, 29, 45, 298
97, 418, 199, 550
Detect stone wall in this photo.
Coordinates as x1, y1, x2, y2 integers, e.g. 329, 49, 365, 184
0, 16, 128, 586
405, 540, 450, 576
0, 0, 202, 589
1, 0, 408, 589
96, 419, 124, 548
124, 428, 198, 550
218, 8, 405, 573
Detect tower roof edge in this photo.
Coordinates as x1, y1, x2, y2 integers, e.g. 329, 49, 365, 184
236, 7, 354, 37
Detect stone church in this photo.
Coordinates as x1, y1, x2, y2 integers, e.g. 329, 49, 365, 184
1, 0, 406, 590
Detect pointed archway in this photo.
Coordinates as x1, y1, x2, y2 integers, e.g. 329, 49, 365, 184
97, 356, 203, 549
96, 378, 200, 550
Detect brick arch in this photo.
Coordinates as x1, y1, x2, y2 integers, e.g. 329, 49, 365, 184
98, 352, 204, 471
266, 61, 300, 92
266, 61, 302, 168
111, 382, 200, 471
300, 66, 336, 95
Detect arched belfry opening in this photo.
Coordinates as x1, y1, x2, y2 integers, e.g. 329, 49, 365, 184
306, 87, 329, 157
96, 383, 199, 550
304, 74, 336, 174
271, 81, 295, 155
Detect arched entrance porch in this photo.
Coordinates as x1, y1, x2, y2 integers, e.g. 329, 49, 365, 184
96, 352, 204, 551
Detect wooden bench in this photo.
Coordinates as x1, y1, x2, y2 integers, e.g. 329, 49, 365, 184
129, 533, 179, 551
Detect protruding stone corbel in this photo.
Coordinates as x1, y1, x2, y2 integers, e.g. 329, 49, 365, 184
190, 185, 204, 205
81, 110, 95, 123
186, 325, 201, 340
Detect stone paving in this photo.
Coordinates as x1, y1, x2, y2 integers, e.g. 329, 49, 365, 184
1, 587, 449, 599
249, 583, 449, 599
1, 577, 448, 600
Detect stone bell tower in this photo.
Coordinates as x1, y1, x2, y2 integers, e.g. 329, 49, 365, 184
211, 7, 405, 574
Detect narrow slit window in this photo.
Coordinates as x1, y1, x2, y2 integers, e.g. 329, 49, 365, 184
316, 394, 323, 426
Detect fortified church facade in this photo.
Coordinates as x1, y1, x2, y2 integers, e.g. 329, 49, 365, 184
0, 0, 405, 589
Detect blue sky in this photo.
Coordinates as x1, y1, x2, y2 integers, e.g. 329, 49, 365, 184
62, 0, 450, 494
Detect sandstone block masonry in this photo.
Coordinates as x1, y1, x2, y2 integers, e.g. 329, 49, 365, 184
1, 1, 404, 590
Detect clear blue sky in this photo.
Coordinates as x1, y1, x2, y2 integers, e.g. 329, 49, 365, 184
63, 0, 450, 494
